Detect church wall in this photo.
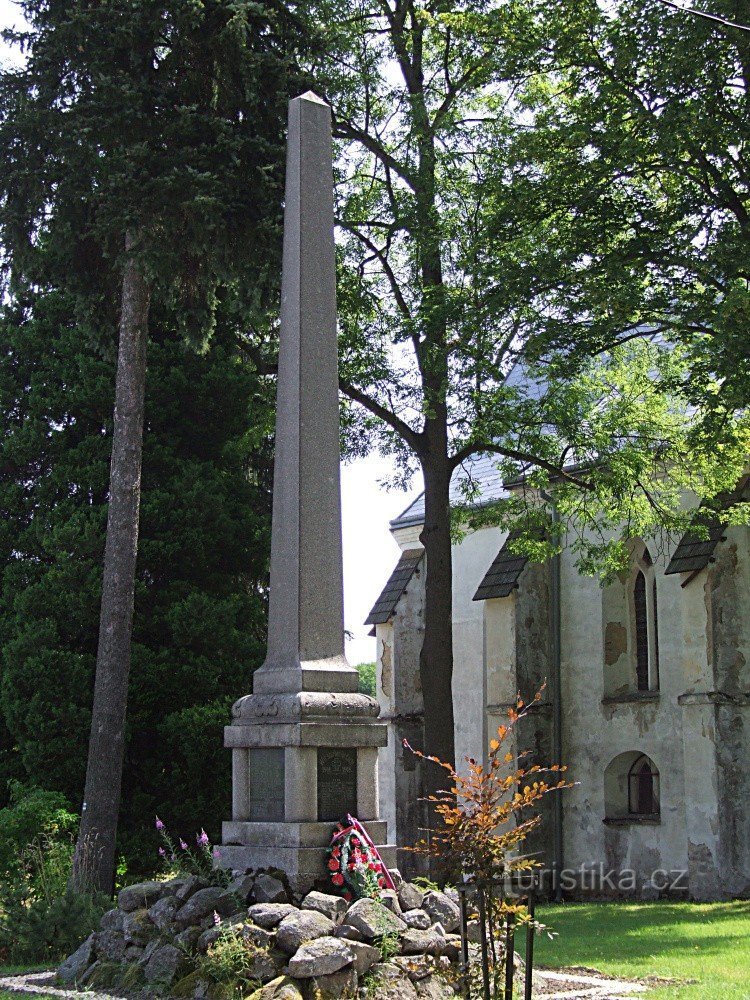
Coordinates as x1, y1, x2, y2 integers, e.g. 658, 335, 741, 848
379, 503, 749, 899
452, 526, 502, 774
375, 556, 427, 875
560, 535, 689, 895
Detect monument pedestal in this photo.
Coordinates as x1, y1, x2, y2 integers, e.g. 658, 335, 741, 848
222, 692, 394, 890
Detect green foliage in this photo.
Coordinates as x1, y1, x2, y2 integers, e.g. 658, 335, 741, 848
0, 889, 108, 965
0, 785, 107, 963
376, 929, 400, 962
0, 782, 75, 877
316, 0, 748, 568
0, 0, 315, 873
0, 289, 275, 870
154, 817, 230, 887
197, 926, 268, 991
356, 662, 377, 697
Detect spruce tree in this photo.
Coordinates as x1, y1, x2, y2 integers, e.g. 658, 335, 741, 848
0, 0, 307, 891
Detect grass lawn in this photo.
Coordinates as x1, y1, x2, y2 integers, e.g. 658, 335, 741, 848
523, 901, 750, 1000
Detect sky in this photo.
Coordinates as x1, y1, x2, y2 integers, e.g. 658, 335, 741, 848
0, 0, 421, 665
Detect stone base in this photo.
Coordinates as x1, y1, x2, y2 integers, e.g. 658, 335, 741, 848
218, 820, 396, 892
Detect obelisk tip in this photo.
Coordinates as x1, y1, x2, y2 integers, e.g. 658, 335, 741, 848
294, 90, 329, 107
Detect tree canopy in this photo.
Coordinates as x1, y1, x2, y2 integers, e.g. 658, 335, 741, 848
310, 0, 749, 777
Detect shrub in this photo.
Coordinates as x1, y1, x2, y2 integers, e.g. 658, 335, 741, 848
197, 925, 268, 991
0, 786, 107, 963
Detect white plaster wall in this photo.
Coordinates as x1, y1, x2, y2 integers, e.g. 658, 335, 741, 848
392, 526, 424, 551
376, 623, 397, 844
451, 526, 503, 772
561, 531, 689, 887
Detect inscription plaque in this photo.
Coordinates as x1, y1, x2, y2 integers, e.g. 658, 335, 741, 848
317, 747, 357, 822
247, 747, 285, 821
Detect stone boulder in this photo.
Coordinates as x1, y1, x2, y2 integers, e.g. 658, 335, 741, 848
422, 892, 460, 933
276, 909, 335, 954
148, 894, 181, 931
346, 940, 381, 976
247, 975, 304, 1000
253, 873, 288, 904
94, 928, 125, 962
286, 936, 353, 978
123, 908, 155, 946
249, 902, 298, 928
306, 966, 358, 999
392, 955, 436, 981
175, 874, 209, 902
403, 909, 431, 930
301, 890, 348, 925
100, 908, 124, 932
144, 943, 190, 987
398, 883, 425, 912
414, 975, 459, 999
174, 926, 202, 953
175, 886, 236, 927
227, 873, 256, 904
380, 889, 403, 915
341, 898, 406, 940
367, 963, 419, 1000
58, 934, 95, 985
401, 927, 446, 957
118, 880, 170, 913
332, 923, 363, 942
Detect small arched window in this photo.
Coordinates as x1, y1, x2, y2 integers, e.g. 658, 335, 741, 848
632, 547, 660, 691
628, 754, 660, 816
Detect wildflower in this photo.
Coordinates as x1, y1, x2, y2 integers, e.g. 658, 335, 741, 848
213, 911, 221, 926
180, 839, 188, 850
155, 816, 165, 831
197, 829, 210, 847
158, 847, 166, 857
212, 847, 221, 859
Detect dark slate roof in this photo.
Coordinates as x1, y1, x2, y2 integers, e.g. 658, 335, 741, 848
365, 549, 423, 625
391, 454, 508, 529
665, 515, 726, 576
473, 530, 529, 600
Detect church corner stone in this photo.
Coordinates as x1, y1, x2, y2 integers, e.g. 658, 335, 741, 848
217, 92, 394, 890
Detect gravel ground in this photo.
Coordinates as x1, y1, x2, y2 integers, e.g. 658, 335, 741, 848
0, 967, 648, 1000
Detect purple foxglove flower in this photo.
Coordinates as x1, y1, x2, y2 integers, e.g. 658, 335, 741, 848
155, 816, 165, 831
180, 839, 188, 850
158, 847, 166, 857
212, 847, 221, 859
197, 829, 210, 847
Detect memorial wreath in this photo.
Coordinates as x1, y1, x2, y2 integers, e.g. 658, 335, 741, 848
326, 815, 396, 900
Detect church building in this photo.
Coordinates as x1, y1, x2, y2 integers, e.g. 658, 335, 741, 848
367, 456, 750, 901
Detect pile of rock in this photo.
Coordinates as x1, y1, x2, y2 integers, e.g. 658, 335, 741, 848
58, 870, 466, 1000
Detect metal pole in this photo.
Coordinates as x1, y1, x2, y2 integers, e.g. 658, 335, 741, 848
524, 888, 535, 1000
459, 889, 470, 999
504, 912, 515, 1000
477, 887, 491, 1000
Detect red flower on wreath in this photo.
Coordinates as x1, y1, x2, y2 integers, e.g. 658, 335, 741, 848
328, 858, 340, 871
332, 873, 345, 886
343, 891, 353, 902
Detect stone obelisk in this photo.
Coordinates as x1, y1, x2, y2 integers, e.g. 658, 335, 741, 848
220, 93, 392, 890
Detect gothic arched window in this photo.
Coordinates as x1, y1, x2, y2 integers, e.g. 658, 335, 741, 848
633, 547, 660, 691
627, 754, 660, 816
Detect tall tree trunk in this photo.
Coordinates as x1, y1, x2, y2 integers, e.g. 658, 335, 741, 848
71, 233, 151, 895
418, 452, 456, 812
